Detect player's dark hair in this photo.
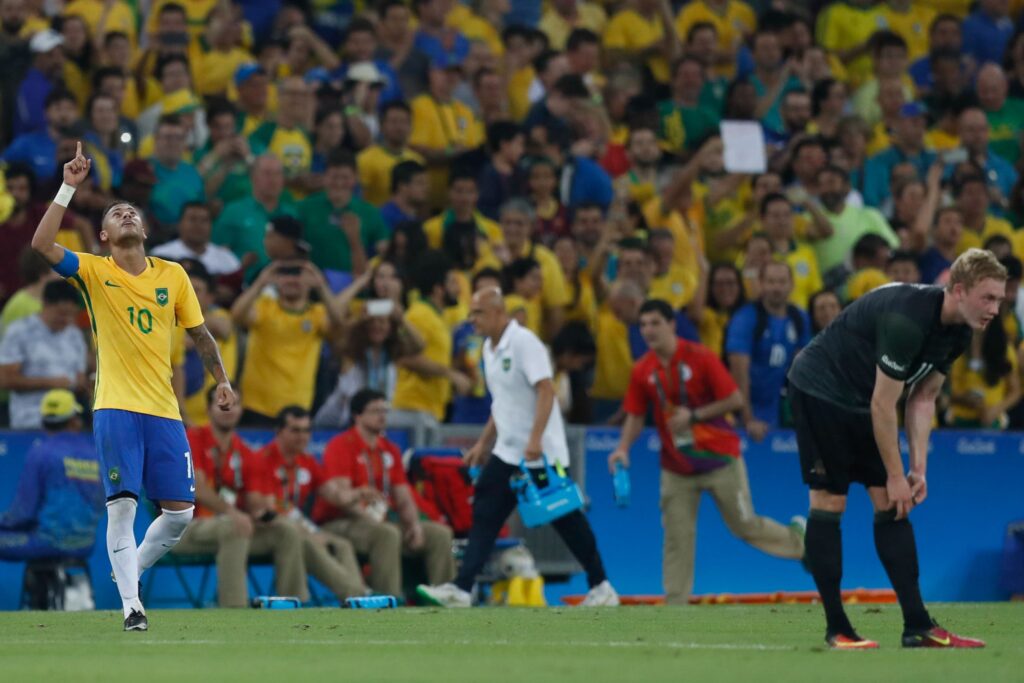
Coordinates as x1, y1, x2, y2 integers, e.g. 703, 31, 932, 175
639, 298, 675, 323
350, 388, 386, 417
391, 160, 425, 193
412, 249, 453, 297
551, 320, 596, 357
472, 267, 503, 291
566, 28, 599, 52
43, 279, 81, 306
275, 405, 310, 430
487, 120, 522, 153
101, 200, 140, 222
759, 191, 790, 217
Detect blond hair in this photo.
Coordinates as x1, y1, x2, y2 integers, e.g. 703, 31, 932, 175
947, 248, 1007, 291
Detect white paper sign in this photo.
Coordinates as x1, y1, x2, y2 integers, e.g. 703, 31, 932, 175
721, 120, 767, 174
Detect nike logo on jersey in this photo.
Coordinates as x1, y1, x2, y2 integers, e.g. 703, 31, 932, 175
104, 280, 121, 288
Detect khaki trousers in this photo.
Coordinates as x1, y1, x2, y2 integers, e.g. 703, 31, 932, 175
322, 518, 455, 596
290, 523, 368, 600
661, 458, 804, 605
172, 516, 308, 607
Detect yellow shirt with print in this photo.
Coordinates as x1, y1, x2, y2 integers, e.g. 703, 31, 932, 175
674, 1, 756, 79
591, 302, 631, 400
357, 145, 426, 207
508, 66, 535, 122
816, 2, 877, 88
62, 253, 204, 420
698, 307, 731, 358
64, 0, 137, 44
240, 295, 327, 417
423, 211, 504, 250
509, 241, 571, 316
649, 263, 698, 310
642, 198, 705, 275
185, 308, 238, 426
392, 300, 452, 420
603, 9, 670, 83
249, 124, 313, 181
777, 242, 823, 310
409, 95, 484, 207
870, 3, 935, 62
539, 3, 609, 50
949, 344, 1018, 424
505, 293, 543, 337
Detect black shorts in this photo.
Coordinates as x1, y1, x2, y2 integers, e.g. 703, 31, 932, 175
790, 386, 887, 495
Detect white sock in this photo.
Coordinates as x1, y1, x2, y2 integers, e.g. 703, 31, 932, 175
138, 506, 194, 574
106, 497, 143, 619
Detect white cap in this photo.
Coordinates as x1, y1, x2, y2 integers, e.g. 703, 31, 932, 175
30, 29, 64, 54
346, 61, 386, 85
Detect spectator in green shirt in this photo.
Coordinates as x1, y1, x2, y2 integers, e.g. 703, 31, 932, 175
657, 56, 719, 153
813, 165, 900, 288
976, 63, 1024, 166
211, 154, 300, 283
299, 150, 389, 276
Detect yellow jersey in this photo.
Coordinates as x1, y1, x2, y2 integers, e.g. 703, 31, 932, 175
196, 47, 255, 97
649, 263, 698, 310
539, 4, 608, 50
777, 242, 823, 310
816, 2, 877, 88
591, 303, 631, 400
392, 300, 452, 420
564, 271, 598, 331
949, 344, 1018, 424
956, 215, 1016, 257
505, 293, 543, 337
870, 3, 935, 61
356, 145, 426, 207
698, 307, 731, 358
508, 66, 535, 122
60, 252, 204, 420
509, 241, 571, 313
185, 308, 238, 426
240, 295, 327, 417
64, 0, 138, 44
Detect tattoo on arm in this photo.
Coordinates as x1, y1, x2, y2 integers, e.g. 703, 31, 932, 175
187, 324, 228, 385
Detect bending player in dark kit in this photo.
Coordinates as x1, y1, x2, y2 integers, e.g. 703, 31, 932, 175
788, 249, 1003, 649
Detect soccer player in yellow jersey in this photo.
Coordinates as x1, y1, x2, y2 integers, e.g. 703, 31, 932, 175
31, 143, 237, 632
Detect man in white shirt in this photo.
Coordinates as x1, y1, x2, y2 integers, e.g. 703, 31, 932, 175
151, 202, 241, 275
416, 287, 619, 607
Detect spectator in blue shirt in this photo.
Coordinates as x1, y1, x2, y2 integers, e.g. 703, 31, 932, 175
477, 121, 526, 220
863, 102, 937, 208
726, 261, 811, 441
962, 0, 1015, 69
149, 114, 205, 229
381, 160, 429, 231
0, 389, 104, 561
450, 268, 503, 424
909, 14, 963, 92
412, 0, 470, 68
14, 29, 65, 137
955, 107, 1018, 214
2, 89, 78, 183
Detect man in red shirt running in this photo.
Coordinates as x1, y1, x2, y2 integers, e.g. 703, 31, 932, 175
608, 299, 806, 605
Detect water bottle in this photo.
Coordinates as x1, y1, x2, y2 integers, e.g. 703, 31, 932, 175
345, 595, 398, 609
251, 596, 302, 609
612, 462, 631, 508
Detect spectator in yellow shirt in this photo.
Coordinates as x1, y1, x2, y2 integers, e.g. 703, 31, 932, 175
590, 278, 646, 422
390, 250, 473, 442
231, 259, 347, 426
540, 0, 608, 51
871, 0, 935, 62
424, 169, 504, 274
603, 0, 680, 85
695, 263, 746, 357
760, 193, 823, 310
646, 228, 699, 310
233, 63, 272, 135
195, 4, 252, 97
817, 0, 879, 88
409, 62, 485, 210
852, 31, 914, 128
357, 101, 425, 207
98, 31, 140, 118
675, 0, 756, 79
503, 257, 544, 335
63, 0, 137, 45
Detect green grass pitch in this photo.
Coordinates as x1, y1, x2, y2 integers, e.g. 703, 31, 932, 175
1, 604, 1020, 682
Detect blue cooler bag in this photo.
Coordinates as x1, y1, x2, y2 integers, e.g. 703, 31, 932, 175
511, 455, 585, 528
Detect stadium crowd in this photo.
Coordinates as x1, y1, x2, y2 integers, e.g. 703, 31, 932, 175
3, 0, 1024, 602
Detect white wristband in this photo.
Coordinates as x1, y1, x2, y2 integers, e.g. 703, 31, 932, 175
53, 183, 76, 207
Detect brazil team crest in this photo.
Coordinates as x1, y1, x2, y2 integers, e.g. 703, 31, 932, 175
155, 287, 169, 307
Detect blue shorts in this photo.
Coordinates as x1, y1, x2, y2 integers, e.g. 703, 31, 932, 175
93, 409, 195, 503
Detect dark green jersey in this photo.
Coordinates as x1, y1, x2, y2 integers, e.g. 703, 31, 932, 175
788, 284, 971, 411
